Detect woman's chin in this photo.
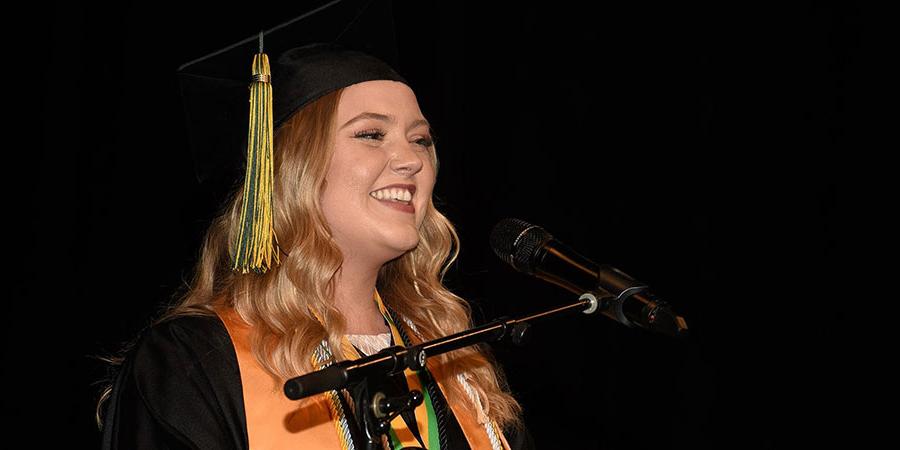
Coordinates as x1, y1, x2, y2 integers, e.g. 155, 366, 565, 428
381, 232, 420, 256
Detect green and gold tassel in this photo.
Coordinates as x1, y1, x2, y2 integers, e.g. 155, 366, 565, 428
232, 32, 281, 274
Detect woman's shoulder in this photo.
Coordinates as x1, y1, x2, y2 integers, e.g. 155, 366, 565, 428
100, 311, 247, 449
137, 312, 231, 351
127, 312, 238, 380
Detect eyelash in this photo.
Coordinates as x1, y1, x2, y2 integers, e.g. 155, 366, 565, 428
354, 128, 434, 148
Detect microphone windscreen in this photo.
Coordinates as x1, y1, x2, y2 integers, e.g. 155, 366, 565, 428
489, 218, 552, 274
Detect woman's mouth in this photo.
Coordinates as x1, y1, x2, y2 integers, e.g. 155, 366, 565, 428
369, 186, 415, 214
372, 197, 415, 213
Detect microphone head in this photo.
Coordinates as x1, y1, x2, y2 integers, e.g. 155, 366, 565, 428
489, 218, 553, 274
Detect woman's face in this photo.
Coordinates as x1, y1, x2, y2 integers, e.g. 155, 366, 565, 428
321, 80, 436, 266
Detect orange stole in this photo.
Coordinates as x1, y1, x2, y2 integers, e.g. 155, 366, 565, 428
216, 303, 511, 449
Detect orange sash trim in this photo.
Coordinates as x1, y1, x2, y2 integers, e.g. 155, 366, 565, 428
215, 289, 507, 449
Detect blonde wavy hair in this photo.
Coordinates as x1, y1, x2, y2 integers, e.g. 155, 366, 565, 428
97, 86, 524, 434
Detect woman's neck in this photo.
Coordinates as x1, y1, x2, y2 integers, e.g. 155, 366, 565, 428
332, 260, 390, 335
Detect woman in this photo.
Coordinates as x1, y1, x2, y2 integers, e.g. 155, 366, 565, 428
96, 6, 532, 450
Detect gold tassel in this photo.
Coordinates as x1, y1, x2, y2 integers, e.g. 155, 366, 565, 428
232, 42, 281, 274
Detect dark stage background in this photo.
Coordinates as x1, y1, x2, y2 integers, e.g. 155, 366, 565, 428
12, 0, 867, 448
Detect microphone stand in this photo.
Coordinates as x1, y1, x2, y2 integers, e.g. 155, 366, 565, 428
283, 288, 687, 449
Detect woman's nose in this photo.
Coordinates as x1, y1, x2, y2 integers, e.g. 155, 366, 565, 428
389, 143, 424, 176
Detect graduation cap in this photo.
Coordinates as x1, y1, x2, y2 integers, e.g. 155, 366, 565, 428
177, 0, 408, 274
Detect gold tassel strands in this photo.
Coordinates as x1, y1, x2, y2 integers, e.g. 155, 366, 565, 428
232, 32, 281, 274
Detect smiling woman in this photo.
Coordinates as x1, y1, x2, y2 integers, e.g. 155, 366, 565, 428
322, 81, 438, 304
94, 1, 533, 449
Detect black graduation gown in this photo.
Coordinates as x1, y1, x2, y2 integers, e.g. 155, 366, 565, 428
99, 314, 535, 449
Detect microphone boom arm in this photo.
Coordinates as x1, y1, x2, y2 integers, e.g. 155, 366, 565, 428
284, 286, 684, 402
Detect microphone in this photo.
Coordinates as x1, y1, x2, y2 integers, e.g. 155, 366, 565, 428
490, 218, 688, 337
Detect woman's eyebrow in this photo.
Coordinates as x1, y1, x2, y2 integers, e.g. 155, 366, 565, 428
340, 112, 430, 131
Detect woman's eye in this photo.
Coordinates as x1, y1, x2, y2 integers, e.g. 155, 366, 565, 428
355, 129, 386, 141
355, 129, 433, 149
416, 136, 434, 148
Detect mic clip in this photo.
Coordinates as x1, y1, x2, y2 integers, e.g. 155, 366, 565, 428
578, 288, 616, 315
579, 287, 648, 328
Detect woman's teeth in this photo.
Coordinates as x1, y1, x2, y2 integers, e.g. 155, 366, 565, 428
369, 188, 412, 204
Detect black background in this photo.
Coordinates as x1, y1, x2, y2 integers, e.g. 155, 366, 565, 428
11, 0, 871, 448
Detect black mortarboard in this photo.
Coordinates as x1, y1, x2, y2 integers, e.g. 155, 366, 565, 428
176, 0, 408, 274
